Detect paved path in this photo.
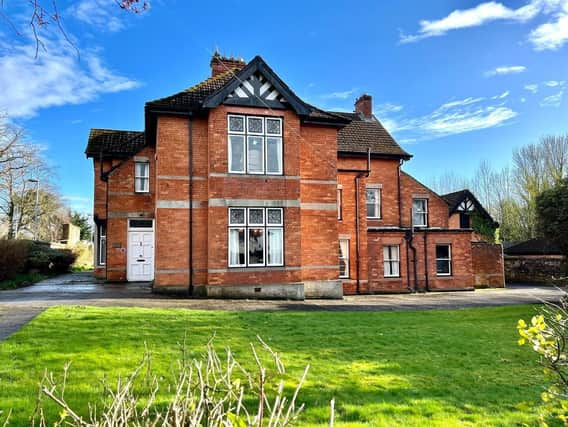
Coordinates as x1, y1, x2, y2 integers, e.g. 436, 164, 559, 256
0, 272, 564, 340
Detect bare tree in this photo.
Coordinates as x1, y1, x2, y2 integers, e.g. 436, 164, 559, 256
0, 119, 62, 240
0, 0, 149, 57
541, 134, 568, 185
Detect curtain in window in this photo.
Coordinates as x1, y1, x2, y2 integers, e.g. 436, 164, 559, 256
339, 239, 349, 277
229, 135, 245, 172
266, 137, 282, 174
268, 228, 283, 265
247, 136, 264, 173
229, 229, 244, 266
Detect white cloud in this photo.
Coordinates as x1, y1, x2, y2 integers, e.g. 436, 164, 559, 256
321, 89, 356, 100
540, 88, 565, 107
374, 102, 404, 115
401, 0, 568, 51
544, 80, 565, 87
376, 93, 517, 142
492, 90, 510, 99
68, 0, 125, 32
524, 83, 539, 93
0, 41, 140, 118
485, 65, 527, 77
400, 1, 540, 43
529, 12, 568, 50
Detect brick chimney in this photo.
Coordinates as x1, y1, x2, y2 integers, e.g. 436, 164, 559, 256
210, 51, 246, 77
355, 94, 373, 118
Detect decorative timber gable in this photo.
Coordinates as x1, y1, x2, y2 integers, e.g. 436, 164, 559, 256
203, 56, 311, 114
225, 72, 288, 108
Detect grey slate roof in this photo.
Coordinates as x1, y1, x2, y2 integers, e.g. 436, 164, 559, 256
332, 112, 412, 159
504, 239, 562, 256
85, 129, 145, 158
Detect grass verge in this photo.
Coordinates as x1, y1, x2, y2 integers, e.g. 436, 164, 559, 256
0, 305, 547, 426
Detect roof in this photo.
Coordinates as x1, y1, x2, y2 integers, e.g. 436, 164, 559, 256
441, 189, 498, 226
504, 239, 562, 256
332, 112, 412, 159
85, 129, 145, 158
145, 68, 239, 114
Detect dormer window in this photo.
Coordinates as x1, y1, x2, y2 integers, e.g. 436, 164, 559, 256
228, 115, 282, 175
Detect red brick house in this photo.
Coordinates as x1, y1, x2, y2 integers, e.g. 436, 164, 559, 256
86, 53, 504, 298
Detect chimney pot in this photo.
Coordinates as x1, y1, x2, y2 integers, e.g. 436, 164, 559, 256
355, 94, 373, 118
210, 52, 246, 77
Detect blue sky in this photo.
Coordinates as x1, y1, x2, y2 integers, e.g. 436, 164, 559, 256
1, 0, 567, 213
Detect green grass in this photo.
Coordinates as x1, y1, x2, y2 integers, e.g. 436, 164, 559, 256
0, 305, 547, 426
0, 272, 47, 290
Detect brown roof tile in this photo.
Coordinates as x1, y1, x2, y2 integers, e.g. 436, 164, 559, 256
332, 112, 411, 159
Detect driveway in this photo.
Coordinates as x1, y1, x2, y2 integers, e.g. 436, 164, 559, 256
0, 272, 564, 340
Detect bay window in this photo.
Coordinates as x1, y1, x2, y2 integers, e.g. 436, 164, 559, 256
228, 114, 283, 175
228, 207, 283, 267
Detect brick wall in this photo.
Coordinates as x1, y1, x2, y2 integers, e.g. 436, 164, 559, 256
505, 254, 566, 284
93, 146, 155, 281
471, 242, 505, 288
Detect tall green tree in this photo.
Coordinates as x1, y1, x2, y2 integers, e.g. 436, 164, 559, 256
70, 211, 92, 241
536, 179, 568, 258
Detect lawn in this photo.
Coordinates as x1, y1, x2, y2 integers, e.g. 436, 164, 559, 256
0, 305, 547, 426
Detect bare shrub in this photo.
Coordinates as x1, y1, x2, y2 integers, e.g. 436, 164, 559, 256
30, 337, 331, 426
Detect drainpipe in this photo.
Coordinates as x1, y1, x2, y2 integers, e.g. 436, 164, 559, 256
423, 231, 430, 292
188, 116, 194, 296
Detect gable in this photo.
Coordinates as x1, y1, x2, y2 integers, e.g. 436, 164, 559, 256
224, 71, 288, 109
203, 56, 311, 115
456, 197, 475, 212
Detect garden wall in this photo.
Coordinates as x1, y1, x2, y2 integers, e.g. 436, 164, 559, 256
505, 254, 566, 284
471, 242, 505, 288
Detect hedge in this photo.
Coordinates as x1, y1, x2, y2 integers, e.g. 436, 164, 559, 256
0, 240, 77, 282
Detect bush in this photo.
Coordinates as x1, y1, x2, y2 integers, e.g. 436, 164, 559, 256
27, 241, 76, 274
0, 240, 30, 281
518, 293, 568, 425
25, 337, 327, 427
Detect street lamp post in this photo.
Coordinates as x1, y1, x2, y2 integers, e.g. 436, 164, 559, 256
28, 178, 40, 241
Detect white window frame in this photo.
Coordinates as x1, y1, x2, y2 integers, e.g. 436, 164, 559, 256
228, 207, 284, 268
436, 244, 452, 276
227, 114, 283, 176
383, 245, 400, 278
97, 223, 106, 266
412, 198, 428, 227
339, 239, 350, 278
366, 187, 381, 219
134, 161, 150, 193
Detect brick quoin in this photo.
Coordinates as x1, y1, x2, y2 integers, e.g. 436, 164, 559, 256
87, 54, 504, 298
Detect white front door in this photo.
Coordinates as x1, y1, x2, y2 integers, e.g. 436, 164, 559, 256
127, 230, 154, 282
